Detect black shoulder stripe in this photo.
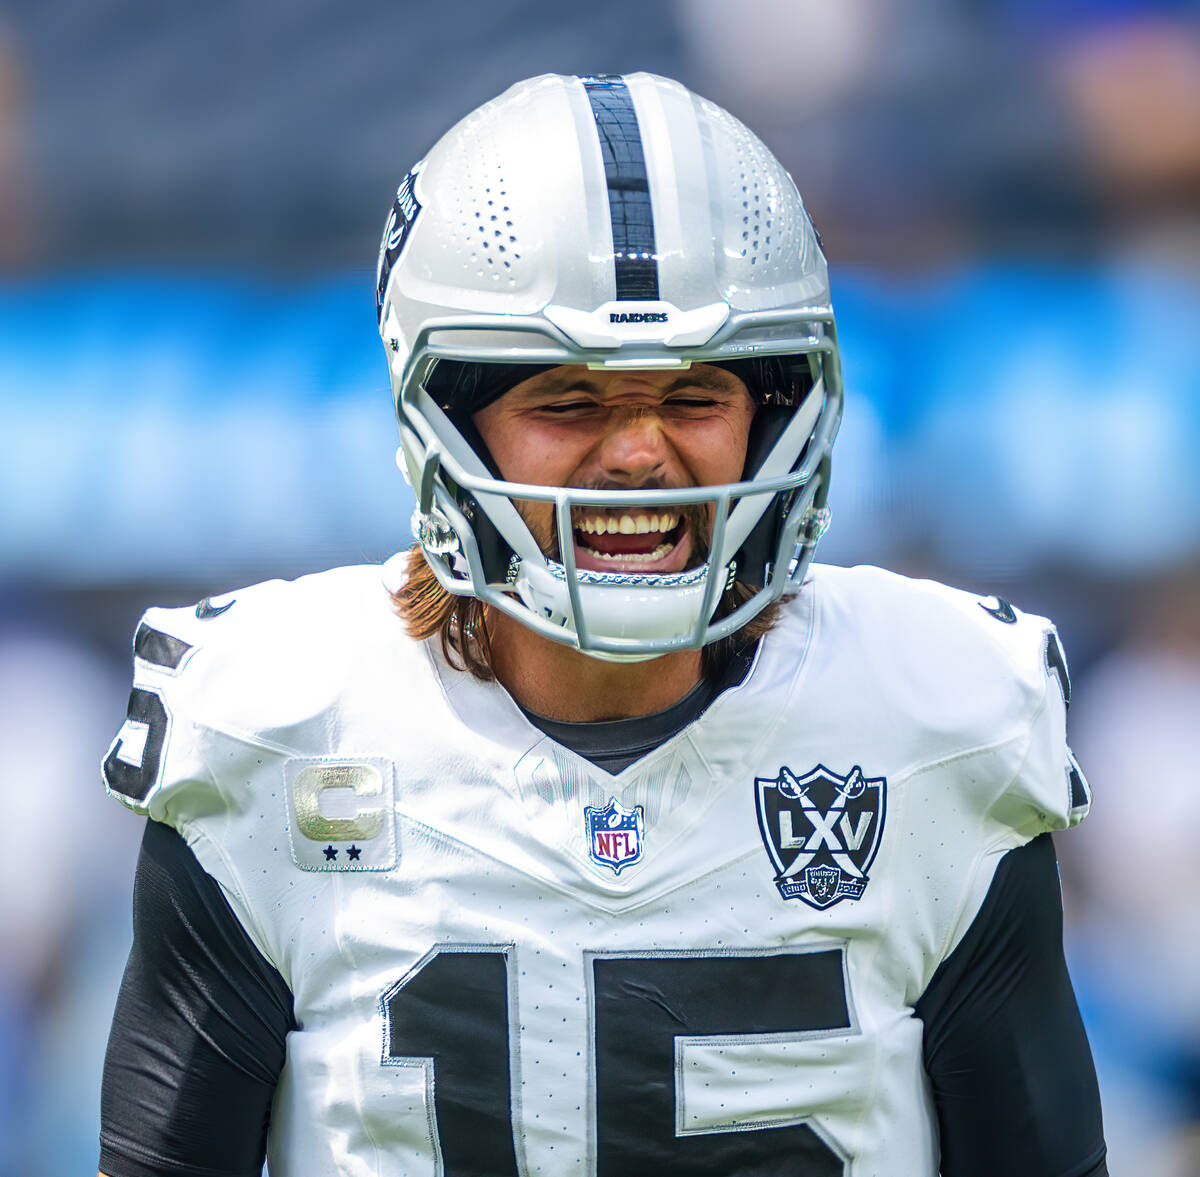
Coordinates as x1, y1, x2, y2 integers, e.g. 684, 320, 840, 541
582, 75, 659, 301
1068, 751, 1090, 811
978, 596, 1017, 625
135, 622, 192, 670
1044, 630, 1071, 708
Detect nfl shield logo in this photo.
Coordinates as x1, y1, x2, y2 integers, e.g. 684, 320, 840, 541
585, 798, 644, 875
755, 764, 887, 910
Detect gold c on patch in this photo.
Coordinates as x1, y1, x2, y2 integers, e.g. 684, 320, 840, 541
284, 758, 397, 871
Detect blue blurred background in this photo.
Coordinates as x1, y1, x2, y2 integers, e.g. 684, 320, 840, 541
2, 1, 1199, 1172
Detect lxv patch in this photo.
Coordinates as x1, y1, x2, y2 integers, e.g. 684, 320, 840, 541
755, 764, 886, 910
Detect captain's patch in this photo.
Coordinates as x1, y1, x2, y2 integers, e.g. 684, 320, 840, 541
585, 798, 644, 875
284, 758, 397, 871
755, 764, 886, 909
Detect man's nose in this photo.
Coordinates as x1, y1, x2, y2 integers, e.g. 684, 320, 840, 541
595, 409, 671, 483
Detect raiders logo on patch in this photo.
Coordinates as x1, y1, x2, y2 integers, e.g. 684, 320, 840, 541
755, 764, 886, 909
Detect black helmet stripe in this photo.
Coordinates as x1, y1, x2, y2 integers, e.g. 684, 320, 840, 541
581, 75, 660, 301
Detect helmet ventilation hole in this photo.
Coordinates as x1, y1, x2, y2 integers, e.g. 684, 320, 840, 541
437, 118, 523, 287
700, 96, 808, 283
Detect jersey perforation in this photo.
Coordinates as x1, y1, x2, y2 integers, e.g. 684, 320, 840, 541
393, 806, 767, 917
187, 715, 308, 760
684, 583, 820, 778
872, 645, 1049, 811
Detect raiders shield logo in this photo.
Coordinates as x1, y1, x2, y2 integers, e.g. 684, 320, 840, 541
755, 764, 887, 909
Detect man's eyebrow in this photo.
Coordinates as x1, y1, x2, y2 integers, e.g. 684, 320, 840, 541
662, 369, 739, 394
520, 375, 600, 399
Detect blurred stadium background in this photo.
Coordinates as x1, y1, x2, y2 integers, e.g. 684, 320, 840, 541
2, 1, 1198, 1172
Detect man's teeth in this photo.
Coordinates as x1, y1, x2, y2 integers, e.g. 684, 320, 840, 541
587, 541, 675, 563
575, 512, 680, 536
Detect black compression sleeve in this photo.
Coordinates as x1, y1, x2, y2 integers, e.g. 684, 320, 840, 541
916, 834, 1107, 1177
99, 819, 296, 1177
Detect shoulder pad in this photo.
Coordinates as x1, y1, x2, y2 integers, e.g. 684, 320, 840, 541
101, 564, 422, 822
804, 565, 1090, 837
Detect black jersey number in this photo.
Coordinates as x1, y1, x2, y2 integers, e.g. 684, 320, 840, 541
102, 686, 170, 803
382, 948, 520, 1176
103, 623, 194, 803
383, 946, 851, 1176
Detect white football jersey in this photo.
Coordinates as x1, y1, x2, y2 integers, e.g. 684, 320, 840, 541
104, 560, 1088, 1177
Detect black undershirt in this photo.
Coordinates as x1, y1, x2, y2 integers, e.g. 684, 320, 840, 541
100, 663, 1107, 1177
518, 639, 760, 774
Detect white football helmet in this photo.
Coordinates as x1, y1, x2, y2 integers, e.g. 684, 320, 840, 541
377, 72, 843, 661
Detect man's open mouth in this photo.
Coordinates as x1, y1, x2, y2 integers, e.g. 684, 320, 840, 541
569, 510, 691, 573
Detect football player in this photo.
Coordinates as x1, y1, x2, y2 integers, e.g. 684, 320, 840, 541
99, 74, 1106, 1177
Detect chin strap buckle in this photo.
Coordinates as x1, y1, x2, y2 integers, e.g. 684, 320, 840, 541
799, 506, 831, 545
412, 508, 460, 557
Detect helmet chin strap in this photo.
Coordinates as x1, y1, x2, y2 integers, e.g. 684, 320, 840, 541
508, 554, 732, 660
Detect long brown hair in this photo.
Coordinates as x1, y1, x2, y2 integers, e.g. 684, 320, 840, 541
391, 544, 782, 681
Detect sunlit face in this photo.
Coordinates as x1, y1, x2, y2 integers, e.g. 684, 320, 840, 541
472, 364, 755, 576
